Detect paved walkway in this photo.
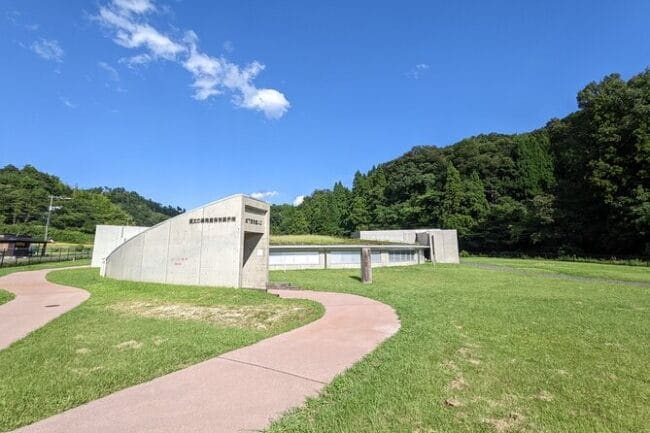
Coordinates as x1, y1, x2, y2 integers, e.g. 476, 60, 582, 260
0, 268, 90, 350
5, 269, 400, 433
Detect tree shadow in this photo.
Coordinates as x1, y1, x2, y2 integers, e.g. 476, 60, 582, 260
349, 275, 362, 282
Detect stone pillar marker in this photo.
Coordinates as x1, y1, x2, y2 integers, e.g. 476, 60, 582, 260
361, 247, 372, 284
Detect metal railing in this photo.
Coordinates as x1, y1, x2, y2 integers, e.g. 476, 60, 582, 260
0, 248, 92, 269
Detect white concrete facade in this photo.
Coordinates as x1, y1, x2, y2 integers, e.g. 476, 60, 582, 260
269, 245, 426, 270
101, 195, 270, 289
91, 225, 148, 267
356, 229, 460, 264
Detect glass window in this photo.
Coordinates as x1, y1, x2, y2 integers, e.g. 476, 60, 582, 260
269, 251, 320, 265
388, 250, 416, 263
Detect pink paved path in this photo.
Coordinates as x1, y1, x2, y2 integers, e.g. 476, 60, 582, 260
5, 269, 400, 433
0, 268, 89, 350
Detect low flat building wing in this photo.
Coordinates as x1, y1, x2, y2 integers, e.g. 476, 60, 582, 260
355, 229, 459, 264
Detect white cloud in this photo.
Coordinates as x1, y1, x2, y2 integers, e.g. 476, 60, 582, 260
25, 23, 40, 31
31, 39, 64, 62
97, 6, 184, 59
250, 191, 279, 201
293, 195, 305, 206
222, 40, 234, 53
59, 96, 78, 109
240, 88, 291, 120
98, 61, 120, 81
406, 63, 430, 79
119, 53, 152, 68
113, 0, 156, 15
95, 0, 290, 118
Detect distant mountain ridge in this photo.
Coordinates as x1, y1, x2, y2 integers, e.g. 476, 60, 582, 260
0, 164, 184, 243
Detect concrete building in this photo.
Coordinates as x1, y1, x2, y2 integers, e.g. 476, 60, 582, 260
269, 244, 427, 271
355, 229, 460, 264
91, 225, 148, 267
99, 195, 270, 289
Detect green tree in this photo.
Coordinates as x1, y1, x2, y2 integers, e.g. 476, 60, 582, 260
348, 172, 372, 231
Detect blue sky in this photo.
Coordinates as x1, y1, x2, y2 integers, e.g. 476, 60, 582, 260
1, 0, 649, 209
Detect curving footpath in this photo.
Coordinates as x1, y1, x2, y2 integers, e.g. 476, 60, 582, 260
0, 268, 89, 351
3, 269, 400, 433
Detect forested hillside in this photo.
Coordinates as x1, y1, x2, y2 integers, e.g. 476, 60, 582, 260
273, 69, 650, 257
0, 165, 183, 243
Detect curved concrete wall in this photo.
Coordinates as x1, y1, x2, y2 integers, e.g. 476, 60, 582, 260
91, 225, 148, 267
102, 195, 270, 289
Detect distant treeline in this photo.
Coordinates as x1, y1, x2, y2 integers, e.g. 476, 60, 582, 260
0, 165, 183, 243
272, 69, 650, 257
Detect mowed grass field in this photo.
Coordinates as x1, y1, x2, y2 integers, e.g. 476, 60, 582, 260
268, 260, 649, 433
0, 268, 322, 432
464, 256, 650, 284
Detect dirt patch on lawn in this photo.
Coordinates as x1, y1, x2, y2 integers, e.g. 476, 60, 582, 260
449, 374, 469, 391
483, 412, 526, 432
110, 301, 309, 330
115, 340, 143, 350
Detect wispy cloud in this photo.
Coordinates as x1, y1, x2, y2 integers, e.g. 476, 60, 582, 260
293, 195, 305, 206
31, 39, 64, 62
406, 63, 429, 79
59, 96, 78, 109
4, 10, 20, 25
119, 53, 152, 68
222, 40, 234, 53
98, 61, 120, 81
98, 61, 127, 92
25, 23, 39, 31
95, 0, 290, 119
250, 191, 279, 201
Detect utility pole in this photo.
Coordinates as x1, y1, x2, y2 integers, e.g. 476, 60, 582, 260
42, 195, 71, 256
43, 195, 54, 243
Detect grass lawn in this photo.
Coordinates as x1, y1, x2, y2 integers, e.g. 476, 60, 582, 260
0, 289, 14, 305
0, 268, 322, 432
271, 234, 398, 245
0, 259, 90, 278
47, 242, 93, 250
464, 256, 650, 284
268, 262, 649, 433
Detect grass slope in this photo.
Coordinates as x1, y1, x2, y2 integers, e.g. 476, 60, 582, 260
271, 234, 398, 245
464, 256, 650, 283
0, 268, 322, 432
268, 262, 649, 433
